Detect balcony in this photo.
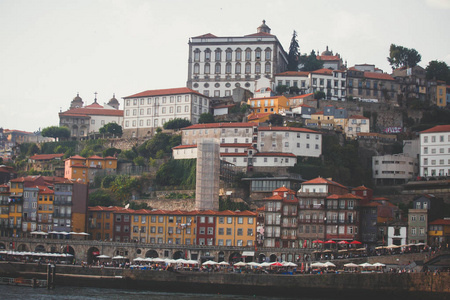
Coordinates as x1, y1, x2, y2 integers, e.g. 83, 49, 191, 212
281, 223, 297, 228
299, 204, 324, 210
281, 235, 297, 240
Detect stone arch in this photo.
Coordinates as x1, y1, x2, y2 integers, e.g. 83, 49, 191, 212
35, 245, 46, 253
269, 254, 278, 262
63, 245, 75, 256
258, 253, 266, 263
87, 247, 100, 264
218, 251, 225, 262
17, 244, 28, 251
145, 250, 158, 258
173, 251, 184, 259
229, 252, 241, 263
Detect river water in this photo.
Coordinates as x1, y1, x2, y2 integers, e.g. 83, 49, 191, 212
1, 285, 329, 300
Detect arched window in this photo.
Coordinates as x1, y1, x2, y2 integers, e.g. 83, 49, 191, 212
245, 48, 252, 61
235, 48, 242, 61
194, 49, 201, 62
245, 62, 251, 74
226, 48, 232, 61
215, 63, 221, 74
255, 62, 261, 74
204, 48, 211, 61
204, 63, 210, 74
226, 63, 231, 74
235, 63, 241, 74
255, 48, 262, 60
215, 48, 222, 61
265, 62, 271, 73
265, 48, 272, 60
194, 63, 199, 74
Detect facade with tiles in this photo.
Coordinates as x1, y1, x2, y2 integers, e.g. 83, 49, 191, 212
186, 21, 288, 98
122, 87, 210, 138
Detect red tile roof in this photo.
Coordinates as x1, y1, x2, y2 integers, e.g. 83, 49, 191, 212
420, 125, 450, 134
29, 154, 64, 161
221, 153, 247, 157
352, 185, 372, 191
245, 32, 274, 37
311, 68, 333, 75
87, 155, 103, 160
258, 126, 320, 134
59, 107, 123, 117
184, 122, 256, 130
264, 194, 284, 201
289, 93, 314, 99
249, 96, 284, 101
85, 102, 103, 108
275, 71, 309, 77
192, 33, 217, 38
255, 87, 273, 92
124, 87, 207, 99
363, 72, 394, 81
221, 143, 252, 148
68, 155, 86, 160
172, 145, 197, 150
316, 55, 341, 61
429, 219, 450, 226
326, 193, 362, 200
248, 113, 272, 121
273, 186, 294, 193
312, 111, 324, 115
302, 177, 347, 189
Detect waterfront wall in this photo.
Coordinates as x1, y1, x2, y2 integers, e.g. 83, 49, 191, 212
0, 262, 448, 299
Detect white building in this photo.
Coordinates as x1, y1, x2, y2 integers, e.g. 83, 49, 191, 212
345, 115, 370, 139
372, 154, 418, 185
186, 20, 288, 98
419, 125, 450, 177
387, 221, 408, 246
122, 87, 210, 138
59, 94, 123, 139
274, 71, 310, 94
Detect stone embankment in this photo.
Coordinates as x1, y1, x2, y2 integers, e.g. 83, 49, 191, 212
0, 262, 448, 299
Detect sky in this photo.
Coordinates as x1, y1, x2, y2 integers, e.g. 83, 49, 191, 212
1, 0, 449, 132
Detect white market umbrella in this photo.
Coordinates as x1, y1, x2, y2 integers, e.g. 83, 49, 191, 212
202, 260, 218, 266
246, 262, 259, 267
310, 262, 325, 268
359, 263, 373, 268
112, 255, 127, 260
144, 257, 153, 262
260, 262, 272, 267
323, 261, 336, 268
372, 262, 386, 267
344, 263, 358, 268
97, 255, 110, 259
386, 245, 400, 249
218, 261, 230, 266
234, 261, 247, 267
283, 262, 298, 267
133, 257, 145, 261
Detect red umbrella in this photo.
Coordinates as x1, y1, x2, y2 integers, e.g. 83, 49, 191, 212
312, 240, 324, 244
324, 240, 336, 244
271, 262, 283, 267
350, 240, 362, 245
338, 241, 350, 245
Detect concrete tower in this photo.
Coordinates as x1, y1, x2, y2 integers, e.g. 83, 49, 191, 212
195, 139, 220, 211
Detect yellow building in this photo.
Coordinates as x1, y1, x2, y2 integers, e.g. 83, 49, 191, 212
64, 155, 88, 183
37, 186, 54, 232
428, 219, 450, 248
0, 184, 10, 237
247, 95, 290, 116
215, 210, 257, 247
65, 155, 117, 184
88, 206, 123, 241
436, 81, 447, 107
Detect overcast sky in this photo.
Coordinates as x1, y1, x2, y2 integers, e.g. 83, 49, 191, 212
1, 0, 449, 132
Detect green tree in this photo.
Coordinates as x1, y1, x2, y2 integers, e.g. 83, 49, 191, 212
99, 123, 123, 137
41, 126, 71, 141
298, 50, 323, 71
110, 175, 141, 202
287, 30, 300, 71
127, 201, 152, 210
163, 118, 192, 130
103, 147, 121, 157
88, 189, 118, 206
276, 85, 288, 95
119, 149, 137, 161
133, 156, 146, 166
198, 113, 215, 124
268, 114, 284, 126
426, 60, 450, 84
387, 44, 421, 69
314, 91, 326, 100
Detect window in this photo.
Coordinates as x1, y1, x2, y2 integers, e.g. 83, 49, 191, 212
218, 228, 224, 235
226, 228, 232, 235
235, 63, 241, 74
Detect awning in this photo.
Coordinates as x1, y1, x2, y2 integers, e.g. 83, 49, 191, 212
242, 251, 255, 257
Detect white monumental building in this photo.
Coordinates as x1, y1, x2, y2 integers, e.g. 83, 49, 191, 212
419, 125, 450, 177
122, 87, 210, 138
187, 21, 288, 98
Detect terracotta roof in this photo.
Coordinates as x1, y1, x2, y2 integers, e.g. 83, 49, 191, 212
312, 111, 324, 115
311, 68, 333, 75
264, 194, 284, 201
184, 122, 255, 130
37, 185, 54, 195
124, 87, 207, 99
258, 126, 320, 134
254, 152, 296, 157
420, 125, 450, 134
363, 72, 394, 81
59, 107, 123, 117
3, 129, 34, 135
172, 145, 197, 150
326, 193, 362, 200
352, 185, 372, 191
29, 154, 64, 161
275, 71, 309, 77
85, 102, 103, 108
316, 55, 341, 61
87, 155, 103, 160
302, 177, 347, 189
192, 33, 217, 38
348, 115, 369, 119
257, 206, 265, 211
255, 87, 273, 92
273, 186, 294, 193
429, 219, 450, 226
249, 96, 284, 101
245, 32, 274, 37
221, 143, 252, 148
289, 93, 314, 99
248, 113, 272, 121
221, 153, 248, 157
68, 155, 85, 160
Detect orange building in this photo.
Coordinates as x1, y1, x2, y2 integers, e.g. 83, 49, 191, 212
65, 155, 117, 184
88, 206, 125, 241
36, 186, 54, 232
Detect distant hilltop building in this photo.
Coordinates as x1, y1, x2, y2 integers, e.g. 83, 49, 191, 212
59, 93, 123, 139
187, 20, 288, 98
122, 87, 210, 138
